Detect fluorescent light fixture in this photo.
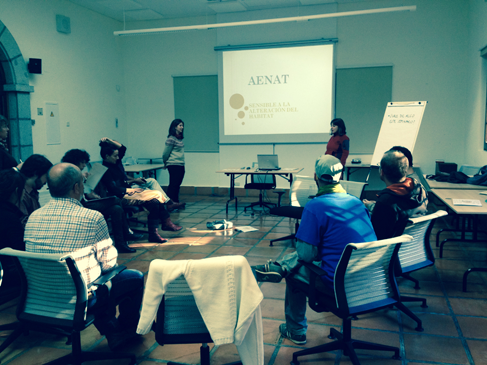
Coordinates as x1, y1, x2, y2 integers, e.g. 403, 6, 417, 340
114, 5, 416, 36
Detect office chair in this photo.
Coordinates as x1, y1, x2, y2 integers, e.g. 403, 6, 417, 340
340, 180, 368, 200
0, 248, 136, 365
138, 256, 264, 365
290, 234, 413, 365
243, 173, 278, 212
269, 175, 316, 246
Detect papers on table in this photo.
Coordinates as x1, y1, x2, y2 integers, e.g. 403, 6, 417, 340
235, 226, 259, 232
452, 199, 482, 207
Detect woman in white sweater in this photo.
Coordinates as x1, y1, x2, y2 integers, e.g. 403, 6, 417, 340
162, 119, 185, 203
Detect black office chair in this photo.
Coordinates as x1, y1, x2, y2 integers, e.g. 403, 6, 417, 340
290, 234, 413, 365
243, 174, 278, 212
0, 248, 136, 365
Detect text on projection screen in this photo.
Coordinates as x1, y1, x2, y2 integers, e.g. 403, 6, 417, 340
223, 44, 334, 136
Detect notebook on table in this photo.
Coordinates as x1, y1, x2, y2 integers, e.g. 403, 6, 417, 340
257, 154, 281, 171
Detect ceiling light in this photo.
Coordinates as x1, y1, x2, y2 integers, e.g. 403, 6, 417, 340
114, 5, 416, 36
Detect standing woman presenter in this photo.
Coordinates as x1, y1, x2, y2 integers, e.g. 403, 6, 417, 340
163, 119, 185, 203
325, 118, 350, 168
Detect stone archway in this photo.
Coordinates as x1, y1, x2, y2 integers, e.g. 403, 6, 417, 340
0, 20, 33, 162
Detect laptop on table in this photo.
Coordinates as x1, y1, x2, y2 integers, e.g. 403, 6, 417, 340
257, 154, 281, 171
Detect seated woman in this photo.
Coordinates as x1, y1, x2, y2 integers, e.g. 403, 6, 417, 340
62, 149, 143, 254
100, 137, 185, 211
0, 168, 26, 300
99, 140, 182, 244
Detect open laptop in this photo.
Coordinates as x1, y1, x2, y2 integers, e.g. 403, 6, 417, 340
257, 154, 281, 171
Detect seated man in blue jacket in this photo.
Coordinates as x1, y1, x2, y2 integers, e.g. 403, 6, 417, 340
253, 155, 377, 345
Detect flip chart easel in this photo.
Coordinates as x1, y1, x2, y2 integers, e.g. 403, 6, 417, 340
370, 101, 427, 167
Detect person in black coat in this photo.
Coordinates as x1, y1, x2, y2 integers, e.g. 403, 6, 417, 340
0, 168, 26, 301
0, 115, 18, 171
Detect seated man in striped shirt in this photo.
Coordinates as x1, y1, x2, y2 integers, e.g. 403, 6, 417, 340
24, 163, 144, 350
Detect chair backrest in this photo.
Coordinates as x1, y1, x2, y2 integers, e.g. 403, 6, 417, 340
333, 234, 413, 316
290, 175, 318, 207
399, 210, 448, 274
459, 165, 481, 176
155, 275, 212, 345
340, 180, 367, 200
122, 156, 137, 166
0, 248, 87, 330
249, 173, 276, 187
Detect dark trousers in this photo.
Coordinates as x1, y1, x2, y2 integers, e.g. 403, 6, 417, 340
121, 198, 169, 223
167, 165, 185, 203
83, 197, 130, 245
88, 268, 144, 334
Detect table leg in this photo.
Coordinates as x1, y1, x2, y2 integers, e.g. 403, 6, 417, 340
225, 173, 238, 215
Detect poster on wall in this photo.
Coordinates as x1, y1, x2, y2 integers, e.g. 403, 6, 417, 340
45, 102, 61, 145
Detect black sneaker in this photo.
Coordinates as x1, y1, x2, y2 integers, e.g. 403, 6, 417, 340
279, 323, 306, 345
252, 260, 286, 283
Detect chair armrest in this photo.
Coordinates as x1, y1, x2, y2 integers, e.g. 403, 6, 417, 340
298, 260, 332, 313
91, 265, 126, 287
299, 260, 327, 276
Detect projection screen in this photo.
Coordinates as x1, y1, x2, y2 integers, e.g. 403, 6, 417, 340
219, 43, 335, 144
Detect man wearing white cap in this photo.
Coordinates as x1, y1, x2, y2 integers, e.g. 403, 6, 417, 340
253, 154, 377, 345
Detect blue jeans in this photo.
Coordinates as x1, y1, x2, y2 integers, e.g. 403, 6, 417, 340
87, 268, 144, 335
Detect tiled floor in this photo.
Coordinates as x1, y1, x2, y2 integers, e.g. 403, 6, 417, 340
1, 194, 487, 365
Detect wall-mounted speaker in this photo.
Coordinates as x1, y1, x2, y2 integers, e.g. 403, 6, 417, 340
56, 14, 71, 34
28, 58, 42, 74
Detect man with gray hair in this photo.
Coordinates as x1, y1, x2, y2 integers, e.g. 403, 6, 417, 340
252, 155, 377, 345
24, 163, 144, 350
363, 149, 427, 240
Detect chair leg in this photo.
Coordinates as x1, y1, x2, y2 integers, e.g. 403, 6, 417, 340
270, 234, 295, 246
44, 332, 136, 365
401, 272, 420, 289
0, 323, 25, 356
400, 295, 428, 308
352, 339, 401, 359
394, 301, 424, 332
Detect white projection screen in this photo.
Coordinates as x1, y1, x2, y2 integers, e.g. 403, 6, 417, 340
220, 43, 335, 144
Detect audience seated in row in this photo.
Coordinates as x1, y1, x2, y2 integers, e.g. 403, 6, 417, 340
23, 163, 145, 350
252, 148, 428, 345
61, 149, 143, 254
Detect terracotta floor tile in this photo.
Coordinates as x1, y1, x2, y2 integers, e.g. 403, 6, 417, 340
169, 253, 209, 260
183, 244, 221, 253
124, 259, 152, 273
466, 339, 487, 364
136, 249, 175, 261
449, 297, 487, 316
246, 246, 286, 259
261, 298, 285, 320
260, 282, 286, 299
403, 334, 468, 363
352, 310, 400, 332
457, 316, 487, 339
400, 295, 451, 314
6, 346, 71, 365
401, 312, 458, 336
209, 246, 250, 256
224, 237, 260, 247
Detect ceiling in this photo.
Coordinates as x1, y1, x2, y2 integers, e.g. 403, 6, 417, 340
68, 0, 370, 22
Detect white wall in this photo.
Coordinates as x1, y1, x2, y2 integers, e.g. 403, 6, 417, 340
0, 0, 127, 165
2, 0, 481, 188
465, 0, 487, 168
